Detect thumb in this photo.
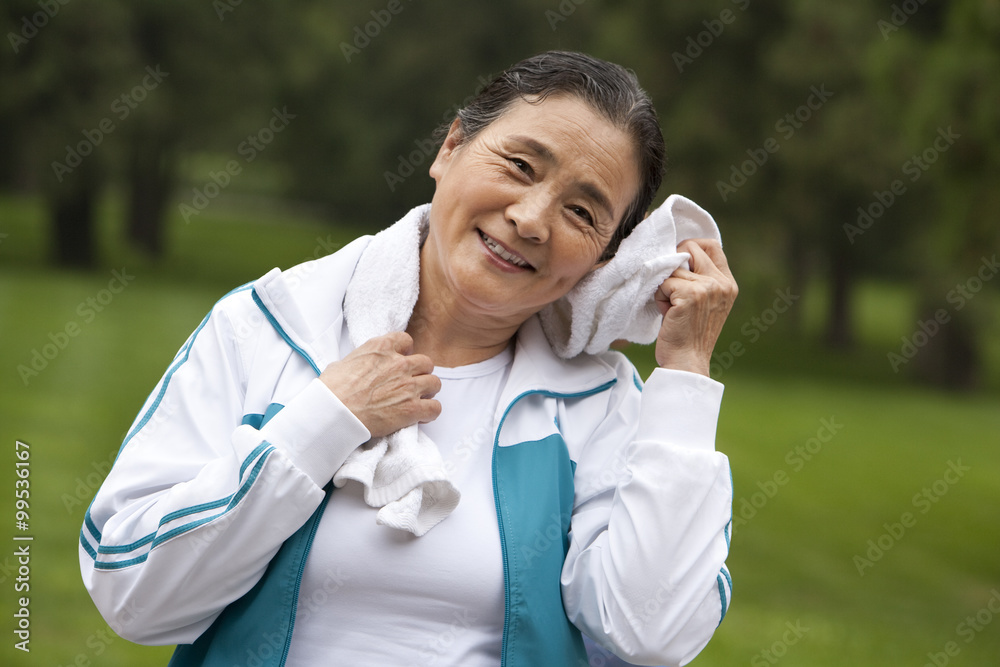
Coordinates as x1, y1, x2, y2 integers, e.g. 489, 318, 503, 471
384, 331, 414, 355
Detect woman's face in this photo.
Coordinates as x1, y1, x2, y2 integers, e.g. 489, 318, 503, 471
424, 94, 640, 325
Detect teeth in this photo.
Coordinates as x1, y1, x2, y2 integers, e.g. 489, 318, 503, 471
480, 231, 529, 267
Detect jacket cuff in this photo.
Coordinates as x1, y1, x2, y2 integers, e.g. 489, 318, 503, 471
260, 378, 371, 487
636, 368, 724, 452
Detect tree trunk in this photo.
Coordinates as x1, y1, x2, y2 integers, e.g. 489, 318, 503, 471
825, 238, 854, 348
49, 168, 100, 268
125, 11, 174, 257
786, 230, 808, 337
126, 133, 175, 257
912, 305, 979, 390
0, 122, 20, 190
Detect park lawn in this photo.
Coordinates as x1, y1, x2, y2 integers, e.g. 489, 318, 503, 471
699, 374, 1000, 666
1, 193, 998, 666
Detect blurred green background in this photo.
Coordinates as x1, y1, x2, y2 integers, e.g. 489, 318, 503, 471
1, 1, 998, 665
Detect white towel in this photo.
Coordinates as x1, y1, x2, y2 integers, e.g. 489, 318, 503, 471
337, 195, 720, 535
339, 203, 458, 537
539, 194, 721, 358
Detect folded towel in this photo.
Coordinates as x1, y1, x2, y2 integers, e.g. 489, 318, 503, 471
540, 194, 721, 358
337, 195, 720, 535
339, 203, 458, 537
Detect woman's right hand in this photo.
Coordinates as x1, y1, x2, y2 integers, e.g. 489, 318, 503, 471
319, 331, 442, 439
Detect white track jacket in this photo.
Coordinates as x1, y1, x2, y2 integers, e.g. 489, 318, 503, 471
80, 234, 734, 667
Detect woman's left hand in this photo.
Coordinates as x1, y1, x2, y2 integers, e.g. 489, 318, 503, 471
653, 238, 738, 376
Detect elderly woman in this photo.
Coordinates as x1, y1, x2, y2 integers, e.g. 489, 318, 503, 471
80, 51, 737, 667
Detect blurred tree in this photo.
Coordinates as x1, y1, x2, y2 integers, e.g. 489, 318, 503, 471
758, 0, 891, 348
2, 1, 133, 267
2, 0, 997, 391
120, 0, 303, 256
274, 0, 560, 226
3, 0, 310, 263
873, 0, 1000, 388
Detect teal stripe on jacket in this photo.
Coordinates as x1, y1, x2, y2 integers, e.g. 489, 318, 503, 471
169, 418, 590, 666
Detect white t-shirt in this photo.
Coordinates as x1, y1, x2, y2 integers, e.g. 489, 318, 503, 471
286, 345, 513, 667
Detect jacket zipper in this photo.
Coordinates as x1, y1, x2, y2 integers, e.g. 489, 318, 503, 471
491, 380, 616, 666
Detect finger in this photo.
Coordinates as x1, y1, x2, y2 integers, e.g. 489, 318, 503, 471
658, 271, 700, 293
697, 241, 735, 279
654, 279, 672, 304
686, 243, 738, 304
417, 397, 442, 424
667, 266, 698, 281
680, 243, 729, 284
405, 353, 437, 376
412, 372, 442, 399
655, 276, 690, 313
677, 237, 722, 254
383, 330, 414, 355
679, 239, 733, 279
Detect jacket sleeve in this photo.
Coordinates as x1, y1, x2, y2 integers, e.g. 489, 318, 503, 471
79, 290, 370, 645
561, 361, 733, 667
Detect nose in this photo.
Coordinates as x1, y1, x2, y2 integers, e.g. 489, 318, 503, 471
506, 189, 552, 244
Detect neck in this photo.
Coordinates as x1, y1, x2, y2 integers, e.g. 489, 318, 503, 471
407, 291, 521, 368
406, 257, 525, 368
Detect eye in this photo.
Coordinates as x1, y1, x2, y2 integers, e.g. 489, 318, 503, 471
568, 205, 594, 225
508, 157, 532, 177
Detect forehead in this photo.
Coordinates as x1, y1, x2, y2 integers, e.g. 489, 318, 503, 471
478, 95, 640, 217
483, 94, 632, 158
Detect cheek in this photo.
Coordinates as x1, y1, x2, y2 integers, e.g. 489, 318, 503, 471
442, 171, 507, 217
550, 230, 605, 281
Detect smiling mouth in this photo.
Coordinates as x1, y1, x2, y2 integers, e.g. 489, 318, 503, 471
478, 230, 533, 269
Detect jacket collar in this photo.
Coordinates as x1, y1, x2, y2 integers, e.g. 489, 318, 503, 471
251, 235, 370, 372
501, 315, 617, 409
252, 236, 617, 403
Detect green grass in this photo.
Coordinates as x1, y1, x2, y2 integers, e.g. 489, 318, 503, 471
1, 192, 998, 666
700, 375, 1000, 666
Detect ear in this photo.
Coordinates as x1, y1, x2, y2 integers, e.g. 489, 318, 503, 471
429, 118, 464, 181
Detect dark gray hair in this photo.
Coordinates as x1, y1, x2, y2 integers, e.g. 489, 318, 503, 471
436, 51, 666, 261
